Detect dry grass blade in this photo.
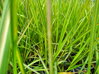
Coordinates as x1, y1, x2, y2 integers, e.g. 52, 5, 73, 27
46, 0, 53, 74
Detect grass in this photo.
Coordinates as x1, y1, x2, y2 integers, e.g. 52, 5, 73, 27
46, 0, 53, 74
0, 0, 99, 74
0, 0, 10, 73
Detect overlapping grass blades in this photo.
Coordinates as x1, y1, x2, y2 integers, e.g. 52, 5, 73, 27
0, 0, 99, 73
0, 0, 25, 73
88, 0, 99, 73
10, 0, 25, 73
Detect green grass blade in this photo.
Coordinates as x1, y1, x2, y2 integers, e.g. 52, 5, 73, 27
0, 0, 10, 73
87, 0, 98, 73
10, 0, 25, 73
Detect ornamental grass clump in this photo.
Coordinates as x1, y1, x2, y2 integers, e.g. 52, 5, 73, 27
0, 0, 99, 74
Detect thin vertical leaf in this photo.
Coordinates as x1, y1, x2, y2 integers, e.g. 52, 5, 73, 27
10, 0, 25, 73
46, 0, 53, 74
0, 0, 10, 73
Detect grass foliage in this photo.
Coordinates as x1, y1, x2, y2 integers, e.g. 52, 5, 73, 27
0, 0, 99, 74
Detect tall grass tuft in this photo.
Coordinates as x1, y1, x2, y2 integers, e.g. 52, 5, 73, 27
0, 0, 99, 73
